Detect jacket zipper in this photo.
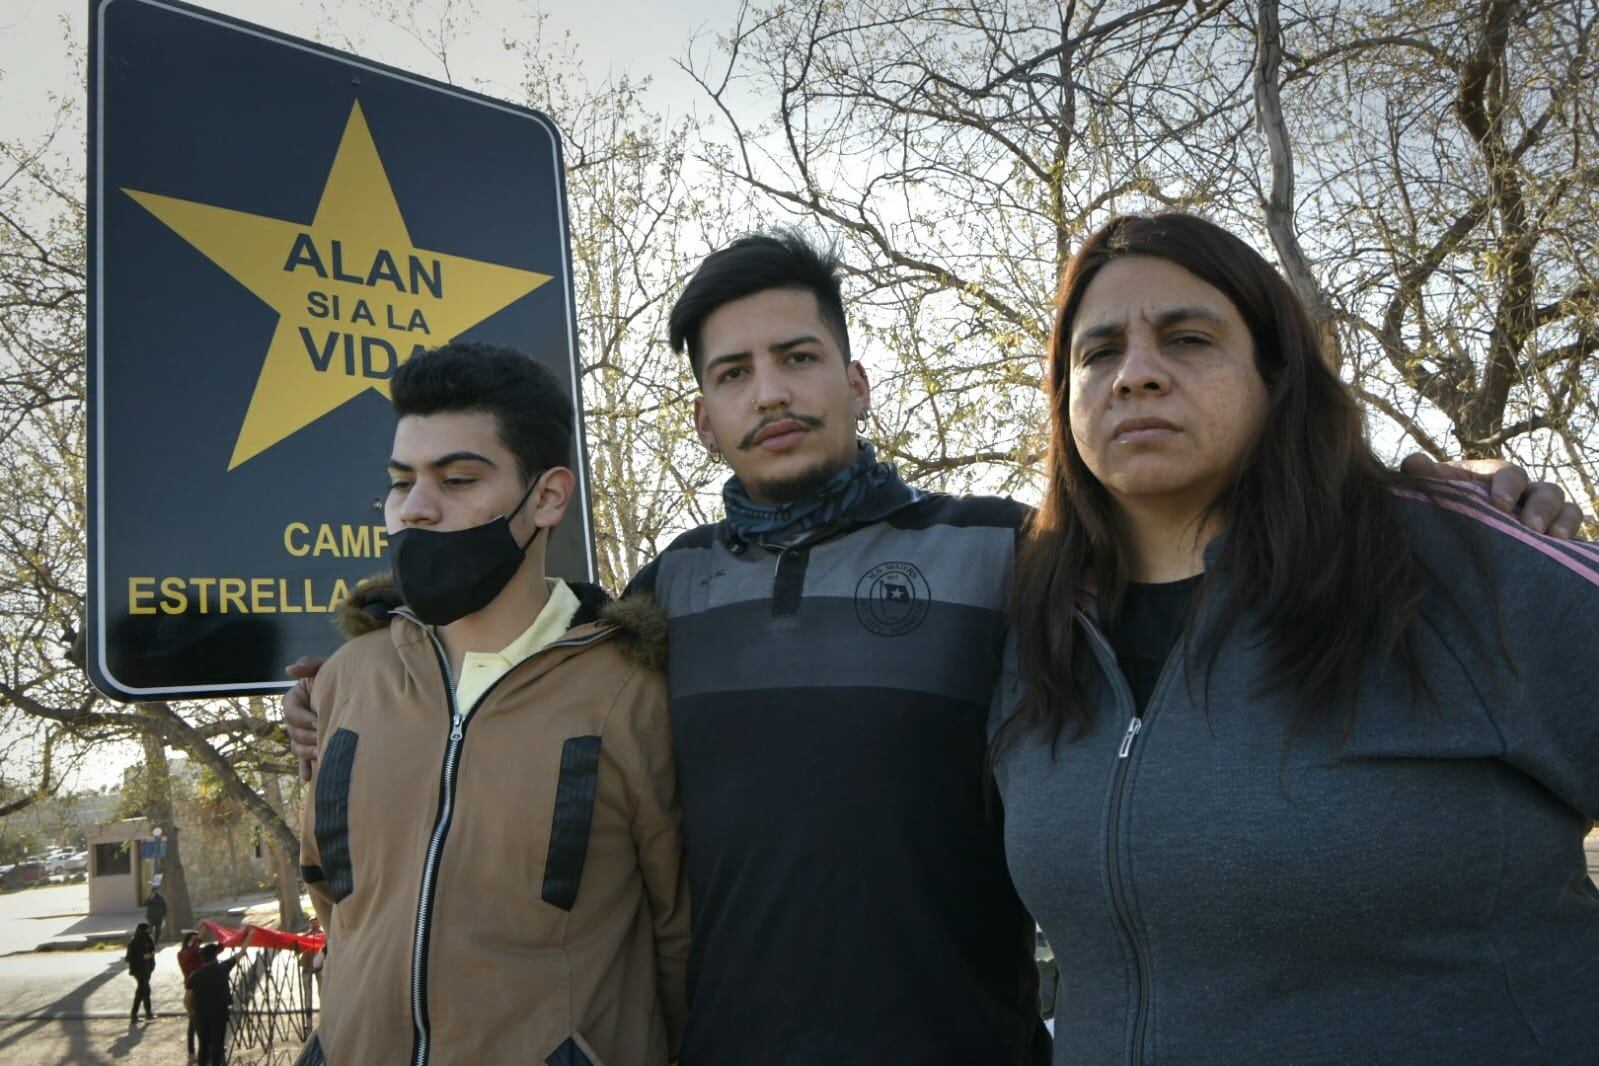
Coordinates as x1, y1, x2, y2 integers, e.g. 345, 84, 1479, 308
1080, 612, 1183, 1066
407, 622, 463, 1066
400, 613, 612, 1066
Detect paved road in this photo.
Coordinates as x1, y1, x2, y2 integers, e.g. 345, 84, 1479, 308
0, 1017, 191, 1066
0, 946, 190, 1020
0, 881, 287, 1021
0, 884, 105, 957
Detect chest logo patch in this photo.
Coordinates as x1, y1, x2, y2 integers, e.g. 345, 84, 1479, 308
855, 561, 931, 636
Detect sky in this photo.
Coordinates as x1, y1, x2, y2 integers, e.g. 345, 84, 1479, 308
0, 0, 749, 794
1, 0, 746, 157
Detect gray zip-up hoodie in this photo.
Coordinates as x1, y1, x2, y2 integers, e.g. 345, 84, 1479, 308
991, 485, 1599, 1065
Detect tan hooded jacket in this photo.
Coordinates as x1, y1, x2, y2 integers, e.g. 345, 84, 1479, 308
299, 578, 688, 1066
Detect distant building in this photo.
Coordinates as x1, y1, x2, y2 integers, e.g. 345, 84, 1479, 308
86, 817, 158, 913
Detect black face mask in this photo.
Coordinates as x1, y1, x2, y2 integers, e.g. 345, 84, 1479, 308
390, 476, 543, 627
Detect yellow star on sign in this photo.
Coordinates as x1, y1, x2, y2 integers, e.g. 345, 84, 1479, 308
124, 101, 554, 470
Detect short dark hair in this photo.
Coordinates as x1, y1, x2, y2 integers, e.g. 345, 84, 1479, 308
201, 943, 221, 962
390, 341, 572, 480
668, 231, 851, 381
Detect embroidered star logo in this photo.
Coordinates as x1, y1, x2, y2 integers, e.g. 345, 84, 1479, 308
124, 101, 554, 469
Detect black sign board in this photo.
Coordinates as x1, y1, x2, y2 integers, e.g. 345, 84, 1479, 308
88, 0, 593, 699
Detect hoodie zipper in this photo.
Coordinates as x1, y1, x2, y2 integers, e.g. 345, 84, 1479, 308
1079, 612, 1183, 1066
400, 613, 612, 1066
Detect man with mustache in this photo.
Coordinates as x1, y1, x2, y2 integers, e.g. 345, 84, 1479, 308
285, 231, 1584, 1064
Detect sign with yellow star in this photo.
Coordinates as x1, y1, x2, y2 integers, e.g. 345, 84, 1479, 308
88, 0, 595, 699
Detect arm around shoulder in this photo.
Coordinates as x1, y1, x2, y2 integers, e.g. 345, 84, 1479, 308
1488, 536, 1599, 818
1413, 488, 1599, 817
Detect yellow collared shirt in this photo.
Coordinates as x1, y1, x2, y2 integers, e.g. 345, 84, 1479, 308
453, 578, 580, 710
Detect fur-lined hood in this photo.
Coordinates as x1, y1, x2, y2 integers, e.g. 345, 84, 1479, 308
333, 572, 665, 672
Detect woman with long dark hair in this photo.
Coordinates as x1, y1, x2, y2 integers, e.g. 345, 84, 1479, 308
124, 921, 156, 1023
990, 213, 1599, 1064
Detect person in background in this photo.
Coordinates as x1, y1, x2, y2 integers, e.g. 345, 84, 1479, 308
177, 930, 204, 1059
186, 943, 241, 1066
124, 922, 156, 1024
144, 887, 166, 944
299, 916, 324, 996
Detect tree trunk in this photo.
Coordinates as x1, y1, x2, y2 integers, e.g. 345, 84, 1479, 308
258, 769, 305, 931
136, 709, 195, 940
1253, 0, 1341, 368
142, 701, 299, 860
225, 824, 239, 887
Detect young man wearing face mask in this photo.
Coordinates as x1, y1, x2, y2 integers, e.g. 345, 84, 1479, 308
295, 342, 688, 1066
287, 238, 1585, 1065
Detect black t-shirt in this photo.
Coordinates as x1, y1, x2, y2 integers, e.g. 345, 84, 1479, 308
185, 956, 239, 1016
1107, 576, 1201, 713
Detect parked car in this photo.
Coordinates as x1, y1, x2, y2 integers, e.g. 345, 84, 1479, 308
1, 861, 46, 889
41, 848, 86, 876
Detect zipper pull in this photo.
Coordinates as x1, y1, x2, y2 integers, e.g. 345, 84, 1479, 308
449, 713, 464, 742
1118, 716, 1142, 758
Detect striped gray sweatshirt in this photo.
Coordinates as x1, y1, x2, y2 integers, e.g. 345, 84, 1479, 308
630, 471, 1049, 1066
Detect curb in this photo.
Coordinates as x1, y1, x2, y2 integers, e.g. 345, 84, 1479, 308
0, 1011, 186, 1022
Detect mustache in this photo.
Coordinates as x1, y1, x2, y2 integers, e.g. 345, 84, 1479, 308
738, 413, 826, 450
